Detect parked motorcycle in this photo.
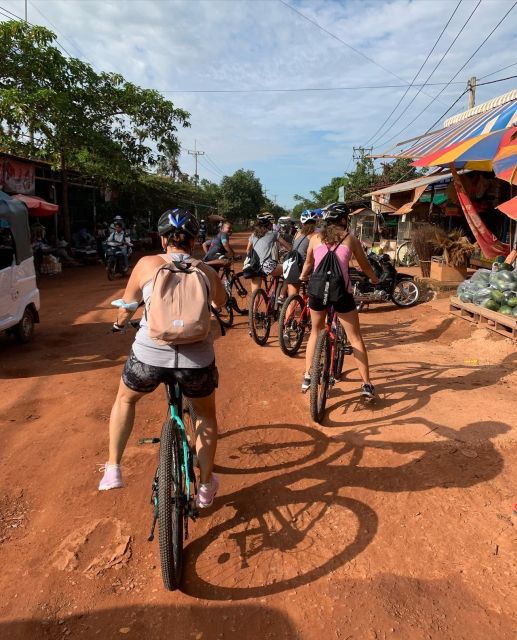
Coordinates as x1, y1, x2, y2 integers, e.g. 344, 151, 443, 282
350, 252, 420, 310
105, 245, 131, 280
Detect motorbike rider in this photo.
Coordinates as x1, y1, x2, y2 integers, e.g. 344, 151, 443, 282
107, 222, 132, 272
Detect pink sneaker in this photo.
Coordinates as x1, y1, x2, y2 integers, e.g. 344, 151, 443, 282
98, 463, 124, 490
196, 474, 219, 509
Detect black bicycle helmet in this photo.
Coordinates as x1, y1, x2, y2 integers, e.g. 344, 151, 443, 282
158, 208, 200, 238
322, 202, 349, 221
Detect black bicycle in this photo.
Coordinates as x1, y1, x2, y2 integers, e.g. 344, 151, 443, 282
220, 262, 250, 315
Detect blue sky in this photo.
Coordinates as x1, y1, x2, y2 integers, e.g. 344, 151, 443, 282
2, 0, 517, 208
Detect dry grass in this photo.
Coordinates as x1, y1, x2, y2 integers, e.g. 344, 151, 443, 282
433, 228, 476, 267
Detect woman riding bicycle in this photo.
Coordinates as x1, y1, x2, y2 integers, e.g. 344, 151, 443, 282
283, 209, 320, 298
299, 203, 379, 400
245, 213, 291, 292
98, 209, 226, 509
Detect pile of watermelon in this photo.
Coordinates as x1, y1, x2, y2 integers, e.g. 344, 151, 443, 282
457, 265, 517, 317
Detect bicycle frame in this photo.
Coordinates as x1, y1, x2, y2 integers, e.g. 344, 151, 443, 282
262, 275, 283, 313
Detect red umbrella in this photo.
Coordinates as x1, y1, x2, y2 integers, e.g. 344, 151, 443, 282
492, 128, 517, 185
11, 194, 59, 217
497, 196, 517, 220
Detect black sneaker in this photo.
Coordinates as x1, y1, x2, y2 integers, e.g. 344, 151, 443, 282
361, 383, 376, 402
301, 374, 311, 393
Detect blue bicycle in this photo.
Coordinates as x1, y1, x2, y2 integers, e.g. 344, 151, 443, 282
140, 384, 198, 590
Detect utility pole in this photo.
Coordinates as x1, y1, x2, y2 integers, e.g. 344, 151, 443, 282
187, 140, 205, 186
352, 146, 373, 162
24, 0, 27, 21
467, 76, 477, 109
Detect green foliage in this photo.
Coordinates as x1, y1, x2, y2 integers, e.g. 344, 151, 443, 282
292, 157, 425, 215
0, 20, 190, 236
219, 169, 265, 222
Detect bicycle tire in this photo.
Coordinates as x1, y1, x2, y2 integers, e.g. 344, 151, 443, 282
216, 302, 234, 328
231, 275, 250, 315
309, 329, 330, 424
334, 323, 346, 380
278, 294, 306, 357
158, 418, 184, 591
106, 258, 116, 281
248, 288, 271, 345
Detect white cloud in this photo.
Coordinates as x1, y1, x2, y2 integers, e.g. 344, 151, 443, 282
2, 0, 517, 206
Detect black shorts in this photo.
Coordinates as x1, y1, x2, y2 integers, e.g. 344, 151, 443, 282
308, 292, 356, 314
122, 351, 219, 397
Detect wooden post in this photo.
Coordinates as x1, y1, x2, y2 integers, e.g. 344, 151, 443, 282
468, 76, 477, 109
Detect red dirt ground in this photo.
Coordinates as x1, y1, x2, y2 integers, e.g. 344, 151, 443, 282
0, 233, 516, 640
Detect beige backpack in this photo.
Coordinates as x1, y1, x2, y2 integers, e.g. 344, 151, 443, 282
146, 256, 212, 345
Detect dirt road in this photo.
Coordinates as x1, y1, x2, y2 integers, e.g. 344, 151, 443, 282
1, 234, 516, 639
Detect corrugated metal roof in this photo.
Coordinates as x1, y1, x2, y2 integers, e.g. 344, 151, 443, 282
444, 89, 517, 127
364, 170, 467, 196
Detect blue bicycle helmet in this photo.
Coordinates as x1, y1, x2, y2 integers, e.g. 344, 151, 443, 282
158, 208, 200, 238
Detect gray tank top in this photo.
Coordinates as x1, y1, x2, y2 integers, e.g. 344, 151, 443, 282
132, 253, 215, 369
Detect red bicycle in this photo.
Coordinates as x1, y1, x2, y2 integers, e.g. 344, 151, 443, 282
278, 283, 312, 357
248, 275, 284, 346
309, 309, 352, 424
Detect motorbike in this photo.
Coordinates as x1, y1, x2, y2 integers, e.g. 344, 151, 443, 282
349, 252, 420, 310
105, 244, 131, 280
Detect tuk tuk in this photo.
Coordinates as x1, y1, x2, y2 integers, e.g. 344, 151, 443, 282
0, 191, 40, 343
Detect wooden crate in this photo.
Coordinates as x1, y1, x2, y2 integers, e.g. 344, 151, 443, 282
450, 296, 517, 339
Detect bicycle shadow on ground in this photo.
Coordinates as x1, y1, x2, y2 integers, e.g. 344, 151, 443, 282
0, 604, 297, 640
321, 354, 516, 429
184, 418, 507, 601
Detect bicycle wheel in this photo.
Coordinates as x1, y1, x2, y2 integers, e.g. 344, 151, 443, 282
216, 302, 234, 328
106, 258, 116, 281
248, 288, 271, 345
309, 329, 330, 424
158, 418, 184, 591
231, 275, 250, 315
278, 294, 307, 357
334, 323, 346, 380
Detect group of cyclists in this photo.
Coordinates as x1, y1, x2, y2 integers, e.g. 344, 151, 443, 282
99, 204, 379, 512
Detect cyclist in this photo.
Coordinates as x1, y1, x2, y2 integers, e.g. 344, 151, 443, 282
202, 220, 235, 271
245, 213, 291, 292
299, 203, 379, 400
283, 209, 320, 298
98, 209, 226, 509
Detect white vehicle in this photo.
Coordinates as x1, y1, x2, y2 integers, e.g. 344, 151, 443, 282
0, 192, 40, 343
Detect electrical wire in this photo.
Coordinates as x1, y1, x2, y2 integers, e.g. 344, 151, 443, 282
27, 0, 97, 68
0, 4, 75, 59
277, 0, 445, 104
204, 154, 226, 176
198, 157, 224, 179
373, 0, 481, 149
365, 0, 463, 145
478, 61, 517, 80
374, 0, 516, 152
159, 81, 466, 94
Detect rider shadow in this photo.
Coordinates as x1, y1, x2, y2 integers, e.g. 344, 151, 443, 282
321, 354, 516, 429
184, 418, 507, 601
0, 604, 298, 640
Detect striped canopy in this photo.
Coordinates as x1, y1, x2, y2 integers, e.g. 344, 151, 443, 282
396, 96, 517, 160
493, 127, 517, 185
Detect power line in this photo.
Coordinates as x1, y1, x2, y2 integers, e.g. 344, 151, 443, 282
204, 154, 226, 176
0, 4, 74, 59
479, 61, 517, 80
159, 81, 466, 94
375, 0, 516, 151
27, 0, 97, 68
198, 158, 223, 180
365, 0, 463, 146
277, 0, 443, 104
373, 0, 481, 149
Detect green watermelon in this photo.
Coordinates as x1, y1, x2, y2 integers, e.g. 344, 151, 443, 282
499, 305, 513, 315
491, 289, 506, 304
506, 295, 517, 308
484, 299, 500, 312
499, 263, 513, 271
512, 307, 517, 317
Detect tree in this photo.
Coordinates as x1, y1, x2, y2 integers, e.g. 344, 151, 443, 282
219, 169, 265, 222
378, 157, 424, 185
0, 20, 190, 239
